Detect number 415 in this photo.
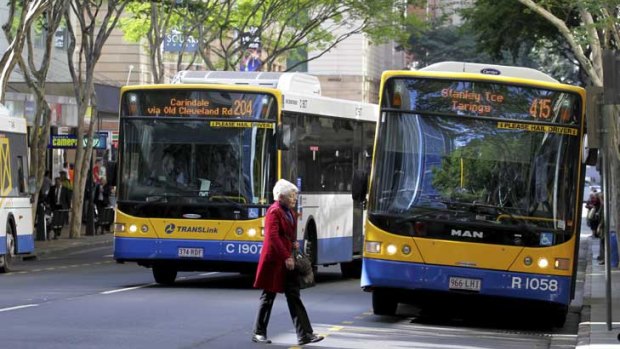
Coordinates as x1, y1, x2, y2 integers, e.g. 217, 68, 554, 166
529, 98, 551, 119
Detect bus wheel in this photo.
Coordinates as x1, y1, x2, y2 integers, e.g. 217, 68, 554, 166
340, 259, 362, 279
152, 266, 177, 285
304, 225, 318, 277
372, 289, 397, 316
0, 223, 15, 273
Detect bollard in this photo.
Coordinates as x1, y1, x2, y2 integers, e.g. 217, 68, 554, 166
610, 231, 619, 268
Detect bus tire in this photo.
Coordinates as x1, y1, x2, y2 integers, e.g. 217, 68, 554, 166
152, 266, 177, 285
0, 222, 15, 273
304, 222, 318, 277
372, 289, 398, 316
340, 259, 362, 279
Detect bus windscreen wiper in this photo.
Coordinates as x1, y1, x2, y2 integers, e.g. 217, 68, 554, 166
442, 201, 537, 234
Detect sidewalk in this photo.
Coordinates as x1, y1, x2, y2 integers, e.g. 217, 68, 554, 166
25, 225, 113, 259
578, 231, 620, 348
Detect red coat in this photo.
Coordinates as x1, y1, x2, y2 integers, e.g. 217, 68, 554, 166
254, 201, 297, 293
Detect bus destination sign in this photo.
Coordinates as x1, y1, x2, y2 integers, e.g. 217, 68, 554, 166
122, 89, 278, 120
385, 78, 580, 125
146, 98, 254, 117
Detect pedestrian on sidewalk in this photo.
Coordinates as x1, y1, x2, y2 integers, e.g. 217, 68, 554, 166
251, 179, 324, 346
586, 190, 601, 237
48, 177, 71, 239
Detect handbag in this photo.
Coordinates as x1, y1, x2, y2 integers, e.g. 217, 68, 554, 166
293, 248, 315, 289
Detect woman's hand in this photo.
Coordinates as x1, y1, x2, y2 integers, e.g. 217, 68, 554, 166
285, 257, 295, 270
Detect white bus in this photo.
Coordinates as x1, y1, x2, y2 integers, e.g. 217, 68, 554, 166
173, 71, 378, 277
0, 106, 34, 273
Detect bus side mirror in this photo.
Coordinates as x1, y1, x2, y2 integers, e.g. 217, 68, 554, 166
584, 86, 602, 166
277, 124, 290, 151
583, 134, 598, 166
352, 170, 369, 202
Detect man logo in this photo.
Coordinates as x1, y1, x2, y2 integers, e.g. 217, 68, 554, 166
165, 223, 176, 234
451, 229, 484, 238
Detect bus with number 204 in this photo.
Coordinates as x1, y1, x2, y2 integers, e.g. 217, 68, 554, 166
358, 62, 586, 326
113, 71, 377, 283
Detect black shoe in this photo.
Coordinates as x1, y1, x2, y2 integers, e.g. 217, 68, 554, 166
596, 255, 603, 261
298, 334, 324, 345
251, 334, 272, 344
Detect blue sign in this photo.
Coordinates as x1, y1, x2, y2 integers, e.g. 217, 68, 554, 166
163, 29, 198, 53
49, 132, 108, 149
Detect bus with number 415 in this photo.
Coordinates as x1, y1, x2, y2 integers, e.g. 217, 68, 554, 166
357, 62, 587, 326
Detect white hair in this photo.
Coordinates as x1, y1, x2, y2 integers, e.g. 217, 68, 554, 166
273, 179, 298, 200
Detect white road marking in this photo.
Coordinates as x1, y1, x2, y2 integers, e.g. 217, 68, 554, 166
100, 284, 153, 295
0, 304, 39, 312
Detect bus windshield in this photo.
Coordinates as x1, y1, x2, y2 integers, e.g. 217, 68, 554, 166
119, 118, 276, 217
369, 78, 582, 246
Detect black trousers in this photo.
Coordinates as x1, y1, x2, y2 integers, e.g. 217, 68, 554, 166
253, 272, 313, 339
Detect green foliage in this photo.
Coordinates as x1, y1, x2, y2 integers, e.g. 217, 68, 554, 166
119, 0, 412, 71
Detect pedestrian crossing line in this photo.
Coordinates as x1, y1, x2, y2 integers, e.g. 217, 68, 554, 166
287, 333, 331, 349
341, 321, 354, 325
328, 326, 344, 331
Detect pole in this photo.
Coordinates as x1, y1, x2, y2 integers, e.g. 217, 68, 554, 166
601, 104, 613, 331
85, 154, 95, 236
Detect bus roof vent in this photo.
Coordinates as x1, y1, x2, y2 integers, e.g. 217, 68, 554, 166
172, 71, 322, 95
419, 61, 559, 83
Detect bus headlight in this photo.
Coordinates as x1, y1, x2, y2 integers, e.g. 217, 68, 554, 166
129, 224, 138, 233
365, 241, 381, 253
537, 257, 549, 269
386, 244, 397, 255
248, 228, 257, 237
114, 223, 125, 232
235, 227, 244, 236
523, 256, 533, 266
141, 224, 149, 233
260, 228, 264, 237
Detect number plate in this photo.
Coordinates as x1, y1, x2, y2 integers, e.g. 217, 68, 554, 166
449, 277, 481, 291
178, 247, 204, 258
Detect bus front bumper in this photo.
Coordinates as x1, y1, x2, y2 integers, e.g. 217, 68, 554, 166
361, 257, 571, 305
113, 237, 262, 263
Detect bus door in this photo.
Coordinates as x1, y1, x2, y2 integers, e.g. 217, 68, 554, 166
351, 122, 372, 256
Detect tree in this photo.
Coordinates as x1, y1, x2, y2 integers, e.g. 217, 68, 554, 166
14, 1, 70, 217
0, 0, 49, 104
120, 1, 202, 83
463, 0, 620, 244
64, 0, 129, 238
442, 0, 581, 83
408, 25, 502, 68
120, 0, 412, 77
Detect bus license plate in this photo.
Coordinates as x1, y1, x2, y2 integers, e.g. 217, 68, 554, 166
178, 247, 203, 258
449, 277, 481, 291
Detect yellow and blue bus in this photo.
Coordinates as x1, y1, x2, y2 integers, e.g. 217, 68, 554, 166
359, 62, 586, 326
114, 72, 377, 283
